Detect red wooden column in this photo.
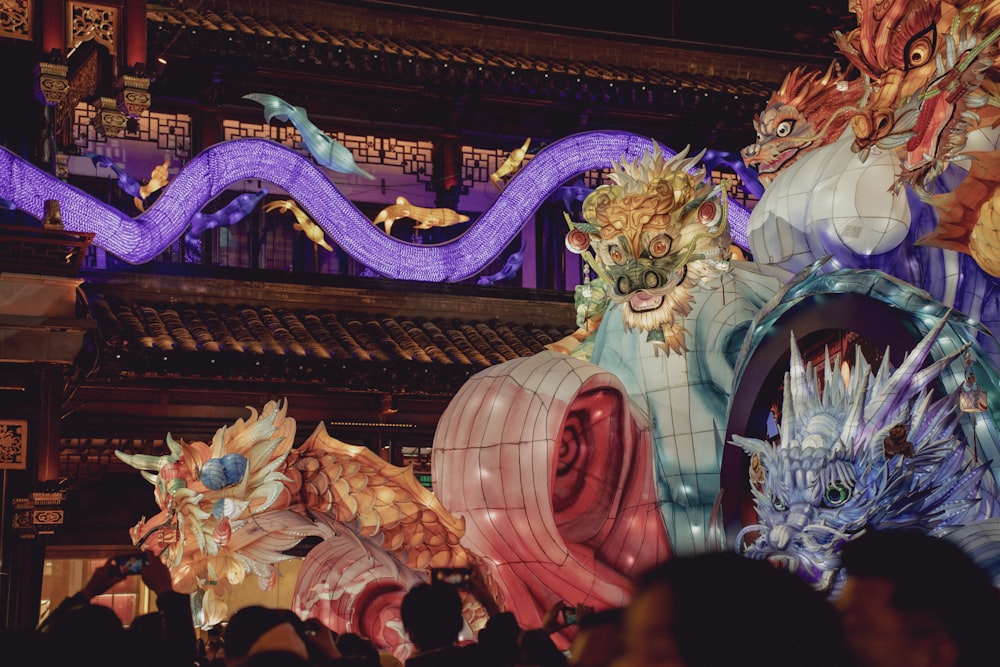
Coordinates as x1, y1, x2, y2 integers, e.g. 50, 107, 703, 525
433, 133, 463, 211
39, 0, 65, 56
125, 0, 147, 70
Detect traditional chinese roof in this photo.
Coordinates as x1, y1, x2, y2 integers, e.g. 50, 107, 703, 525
147, 2, 775, 97
80, 270, 576, 392
52, 270, 576, 474
144, 0, 841, 147
89, 293, 572, 377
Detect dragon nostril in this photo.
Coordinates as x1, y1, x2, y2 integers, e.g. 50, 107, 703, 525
617, 275, 632, 294
851, 114, 873, 140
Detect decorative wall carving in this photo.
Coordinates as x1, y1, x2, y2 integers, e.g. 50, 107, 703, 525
0, 420, 28, 470
68, 2, 118, 55
0, 0, 32, 41
91, 96, 127, 137
116, 74, 151, 118
55, 48, 100, 148
34, 62, 70, 106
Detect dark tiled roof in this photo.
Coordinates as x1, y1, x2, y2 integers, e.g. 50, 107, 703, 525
89, 293, 574, 387
146, 4, 775, 98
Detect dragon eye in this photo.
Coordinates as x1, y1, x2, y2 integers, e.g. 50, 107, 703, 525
648, 234, 672, 258
608, 245, 626, 265
823, 481, 853, 508
904, 24, 936, 70
775, 120, 794, 137
771, 495, 788, 512
697, 201, 718, 224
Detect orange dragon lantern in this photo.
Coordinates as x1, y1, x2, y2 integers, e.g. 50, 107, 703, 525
116, 401, 490, 660
834, 0, 1000, 186
742, 62, 864, 187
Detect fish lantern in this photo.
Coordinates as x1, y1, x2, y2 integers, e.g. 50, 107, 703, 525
221, 452, 248, 486
200, 458, 227, 490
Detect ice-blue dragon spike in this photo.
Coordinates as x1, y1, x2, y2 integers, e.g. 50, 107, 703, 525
855, 313, 967, 450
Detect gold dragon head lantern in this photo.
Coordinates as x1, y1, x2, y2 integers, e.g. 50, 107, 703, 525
565, 144, 732, 355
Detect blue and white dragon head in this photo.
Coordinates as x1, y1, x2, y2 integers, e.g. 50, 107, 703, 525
732, 316, 999, 593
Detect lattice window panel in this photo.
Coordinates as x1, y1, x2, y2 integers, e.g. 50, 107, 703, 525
72, 103, 192, 158
461, 146, 608, 189
366, 136, 434, 182
710, 169, 758, 210
461, 146, 514, 187
220, 121, 432, 180
221, 119, 301, 147
0, 0, 31, 40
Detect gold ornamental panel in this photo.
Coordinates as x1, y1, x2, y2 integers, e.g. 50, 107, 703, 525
67, 2, 118, 55
0, 0, 32, 40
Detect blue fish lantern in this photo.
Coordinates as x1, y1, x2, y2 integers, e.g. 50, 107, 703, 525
243, 93, 375, 180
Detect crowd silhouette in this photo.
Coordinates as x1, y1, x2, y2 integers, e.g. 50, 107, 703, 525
2, 530, 997, 667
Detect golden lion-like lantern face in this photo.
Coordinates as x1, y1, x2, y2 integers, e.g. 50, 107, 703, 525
572, 146, 731, 355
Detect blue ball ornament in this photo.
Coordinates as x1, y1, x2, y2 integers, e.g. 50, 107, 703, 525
212, 497, 238, 519
212, 498, 227, 519
221, 452, 248, 486
200, 458, 227, 490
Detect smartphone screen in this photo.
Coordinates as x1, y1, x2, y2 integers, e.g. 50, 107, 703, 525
562, 606, 578, 625
114, 554, 146, 575
431, 567, 473, 587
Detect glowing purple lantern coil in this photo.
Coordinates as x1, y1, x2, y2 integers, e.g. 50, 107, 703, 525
0, 132, 751, 281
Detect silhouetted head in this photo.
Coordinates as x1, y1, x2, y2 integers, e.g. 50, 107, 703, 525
837, 530, 1000, 667
42, 603, 126, 667
478, 611, 520, 667
336, 632, 380, 665
517, 628, 567, 667
569, 608, 623, 667
619, 552, 854, 667
400, 582, 463, 651
224, 606, 302, 665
